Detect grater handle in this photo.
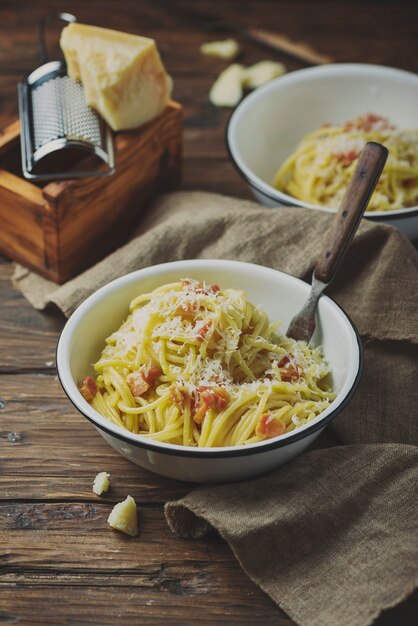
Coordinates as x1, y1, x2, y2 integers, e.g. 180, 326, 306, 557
38, 12, 77, 64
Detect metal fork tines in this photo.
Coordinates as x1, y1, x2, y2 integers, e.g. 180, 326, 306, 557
286, 274, 328, 343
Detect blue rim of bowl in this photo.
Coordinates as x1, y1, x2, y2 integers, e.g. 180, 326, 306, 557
225, 109, 418, 222
56, 285, 364, 459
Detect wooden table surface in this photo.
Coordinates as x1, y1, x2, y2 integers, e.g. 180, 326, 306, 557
1, 1, 417, 624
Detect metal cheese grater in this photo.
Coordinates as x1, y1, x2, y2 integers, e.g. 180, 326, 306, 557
18, 13, 115, 181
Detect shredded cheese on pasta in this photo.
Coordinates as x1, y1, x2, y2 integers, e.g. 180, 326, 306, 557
273, 114, 418, 212
79, 279, 335, 447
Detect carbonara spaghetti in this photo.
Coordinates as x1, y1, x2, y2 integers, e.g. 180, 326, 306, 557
78, 279, 334, 447
274, 114, 418, 212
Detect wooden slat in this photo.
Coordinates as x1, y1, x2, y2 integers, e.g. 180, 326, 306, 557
0, 176, 46, 271
1, 1, 418, 72
1, 503, 415, 625
0, 373, 189, 500
0, 119, 20, 157
0, 261, 62, 371
0, 168, 43, 204
0, 503, 285, 623
0, 587, 282, 626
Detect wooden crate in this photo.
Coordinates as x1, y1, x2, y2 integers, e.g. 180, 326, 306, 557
0, 101, 182, 283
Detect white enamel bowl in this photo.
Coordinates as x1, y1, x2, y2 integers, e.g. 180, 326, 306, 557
57, 260, 362, 483
227, 64, 418, 241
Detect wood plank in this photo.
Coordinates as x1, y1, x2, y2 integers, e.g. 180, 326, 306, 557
1, 583, 414, 626
0, 119, 20, 158
0, 587, 283, 626
0, 260, 61, 371
182, 157, 249, 197
0, 175, 47, 272
0, 505, 231, 572
0, 373, 191, 501
1, 1, 418, 72
0, 503, 416, 625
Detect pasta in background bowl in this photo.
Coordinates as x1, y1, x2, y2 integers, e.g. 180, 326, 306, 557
273, 114, 418, 212
57, 259, 362, 483
227, 64, 418, 240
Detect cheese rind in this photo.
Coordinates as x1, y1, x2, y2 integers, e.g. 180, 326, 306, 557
60, 23, 172, 131
107, 495, 139, 537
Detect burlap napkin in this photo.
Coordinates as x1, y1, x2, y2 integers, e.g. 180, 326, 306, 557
13, 191, 418, 625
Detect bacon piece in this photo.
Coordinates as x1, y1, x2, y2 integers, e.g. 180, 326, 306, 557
126, 361, 162, 398
193, 386, 230, 423
256, 414, 286, 439
196, 321, 212, 342
181, 278, 196, 289
141, 361, 162, 385
278, 354, 303, 382
210, 284, 220, 293
333, 149, 359, 167
198, 386, 230, 409
170, 387, 189, 409
357, 113, 392, 132
126, 372, 149, 397
78, 376, 97, 401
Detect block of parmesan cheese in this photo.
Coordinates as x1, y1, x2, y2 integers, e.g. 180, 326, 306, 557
60, 23, 172, 131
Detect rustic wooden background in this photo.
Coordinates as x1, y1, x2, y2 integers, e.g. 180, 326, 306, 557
1, 1, 417, 624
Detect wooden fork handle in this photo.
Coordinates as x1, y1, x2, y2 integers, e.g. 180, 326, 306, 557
314, 142, 388, 284
246, 27, 333, 65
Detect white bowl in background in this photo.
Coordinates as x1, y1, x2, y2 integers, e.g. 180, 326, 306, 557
57, 260, 362, 483
227, 63, 418, 241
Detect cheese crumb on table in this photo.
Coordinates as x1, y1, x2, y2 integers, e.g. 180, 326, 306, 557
209, 60, 286, 107
243, 60, 286, 89
209, 64, 245, 107
200, 39, 240, 61
107, 495, 139, 537
92, 471, 110, 496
